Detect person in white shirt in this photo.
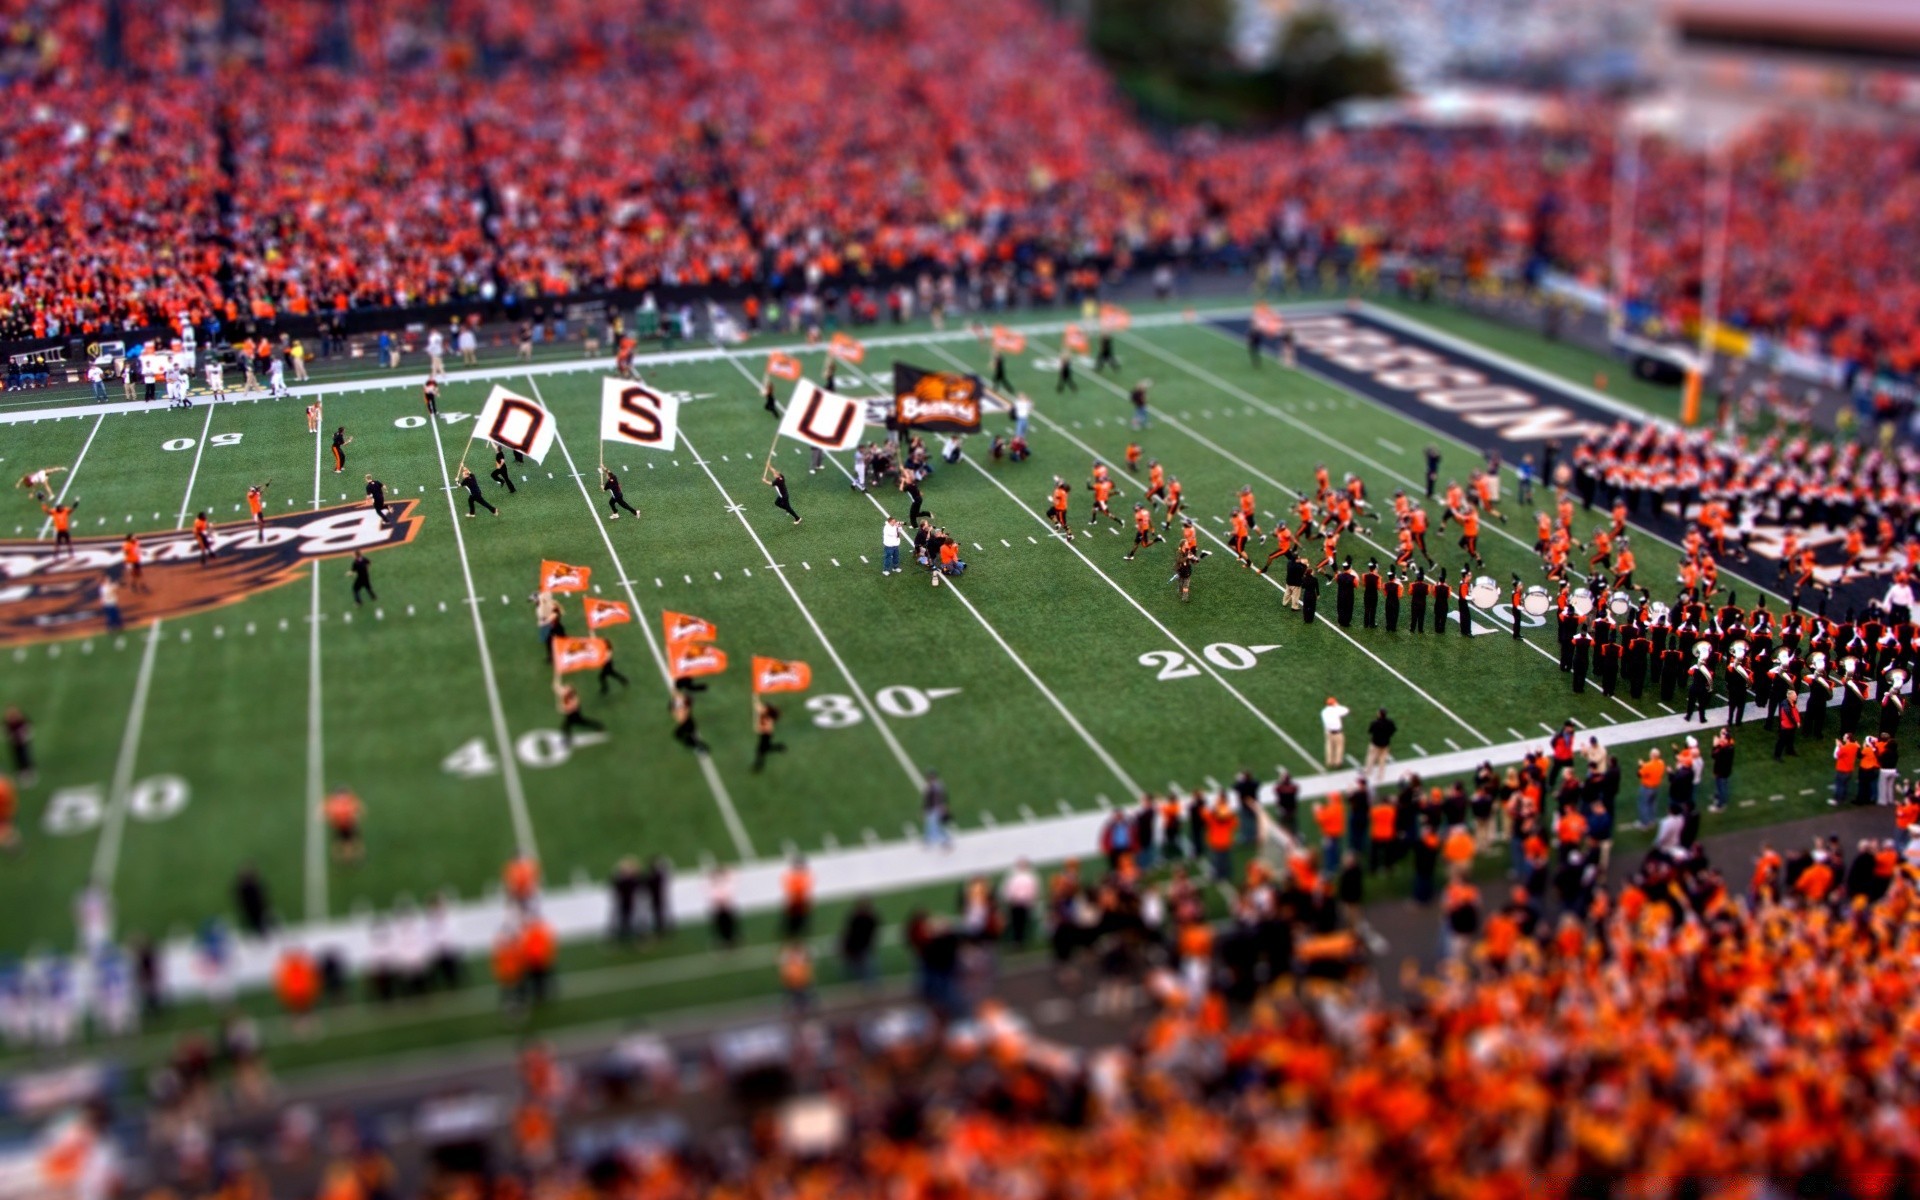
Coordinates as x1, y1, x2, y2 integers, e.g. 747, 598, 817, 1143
268, 354, 287, 398
426, 328, 446, 376
87, 363, 106, 402
205, 360, 225, 400
1885, 575, 1916, 626
1320, 697, 1351, 768
999, 858, 1039, 947
457, 326, 478, 365
881, 516, 903, 575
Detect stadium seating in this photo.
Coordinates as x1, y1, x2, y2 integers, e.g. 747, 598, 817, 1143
2, 0, 1917, 371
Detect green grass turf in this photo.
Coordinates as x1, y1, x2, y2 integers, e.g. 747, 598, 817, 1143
0, 305, 1837, 962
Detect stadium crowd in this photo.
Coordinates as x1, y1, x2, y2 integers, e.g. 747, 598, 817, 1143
117, 784, 1920, 1199
3, 0, 1920, 376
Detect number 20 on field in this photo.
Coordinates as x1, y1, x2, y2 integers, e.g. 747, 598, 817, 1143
1139, 641, 1279, 680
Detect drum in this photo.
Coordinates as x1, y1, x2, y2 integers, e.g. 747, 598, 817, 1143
1647, 600, 1671, 624
1522, 586, 1551, 617
1608, 592, 1633, 618
1469, 575, 1499, 608
1570, 587, 1594, 617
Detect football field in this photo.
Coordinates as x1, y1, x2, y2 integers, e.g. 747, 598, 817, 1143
0, 302, 1827, 956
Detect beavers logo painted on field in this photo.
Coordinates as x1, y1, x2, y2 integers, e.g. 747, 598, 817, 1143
0, 501, 424, 647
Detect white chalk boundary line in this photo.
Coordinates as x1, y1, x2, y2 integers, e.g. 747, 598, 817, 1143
89, 409, 213, 889
133, 699, 1731, 1003
527, 375, 757, 861
0, 305, 1283, 428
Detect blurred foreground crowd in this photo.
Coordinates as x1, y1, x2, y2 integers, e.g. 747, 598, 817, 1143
108, 793, 1920, 1200
3, 0, 1919, 376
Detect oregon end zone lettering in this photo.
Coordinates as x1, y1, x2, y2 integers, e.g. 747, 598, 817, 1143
1251, 313, 1612, 446
0, 502, 423, 647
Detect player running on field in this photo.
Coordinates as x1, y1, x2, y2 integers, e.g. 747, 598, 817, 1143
458, 465, 497, 516
1229, 510, 1252, 567
602, 467, 637, 520
1145, 461, 1167, 506
1161, 477, 1184, 529
422, 377, 440, 415
1086, 475, 1121, 526
490, 445, 518, 493
364, 475, 394, 524
1047, 477, 1075, 540
1260, 524, 1296, 574
1123, 503, 1164, 560
246, 482, 270, 540
192, 511, 214, 565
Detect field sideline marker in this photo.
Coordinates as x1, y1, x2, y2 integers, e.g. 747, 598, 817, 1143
305, 410, 328, 921
527, 376, 756, 861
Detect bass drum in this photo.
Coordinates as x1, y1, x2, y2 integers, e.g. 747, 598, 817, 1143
1522, 586, 1552, 617
1469, 575, 1499, 608
1608, 592, 1634, 618
1570, 587, 1594, 617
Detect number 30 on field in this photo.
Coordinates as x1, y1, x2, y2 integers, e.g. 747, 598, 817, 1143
1139, 642, 1278, 680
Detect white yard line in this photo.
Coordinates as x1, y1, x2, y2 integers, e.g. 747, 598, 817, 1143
89, 626, 162, 888
1133, 327, 1649, 718
91, 420, 213, 889
926, 339, 1494, 747
527, 376, 757, 861
172, 403, 217, 529
676, 426, 927, 793
427, 416, 540, 862
305, 421, 328, 921
35, 412, 103, 538
710, 351, 1147, 801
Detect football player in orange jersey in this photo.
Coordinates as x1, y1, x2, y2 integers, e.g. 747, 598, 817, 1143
1145, 461, 1167, 506
121, 533, 145, 592
1229, 510, 1252, 566
1047, 477, 1074, 540
246, 481, 271, 541
1123, 503, 1164, 561
1260, 523, 1296, 574
192, 511, 214, 566
1086, 475, 1121, 527
1161, 478, 1184, 529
